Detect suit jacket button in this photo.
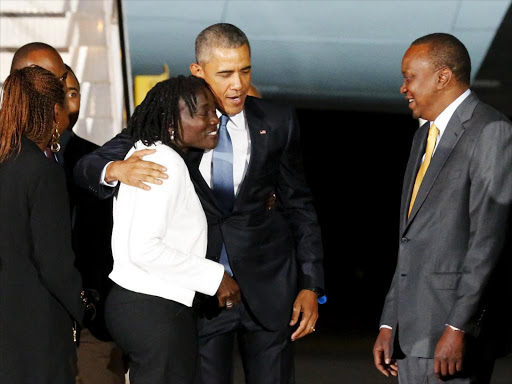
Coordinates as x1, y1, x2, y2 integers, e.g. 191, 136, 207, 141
401, 237, 409, 243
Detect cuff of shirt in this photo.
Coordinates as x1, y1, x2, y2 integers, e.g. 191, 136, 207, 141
380, 325, 392, 330
446, 324, 465, 332
100, 161, 119, 187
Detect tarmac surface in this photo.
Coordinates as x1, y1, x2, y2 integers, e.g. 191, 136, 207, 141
231, 329, 512, 384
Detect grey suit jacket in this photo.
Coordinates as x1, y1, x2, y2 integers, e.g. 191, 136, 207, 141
380, 92, 512, 358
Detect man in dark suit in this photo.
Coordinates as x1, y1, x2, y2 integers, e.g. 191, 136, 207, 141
373, 33, 512, 383
59, 66, 126, 384
74, 23, 324, 383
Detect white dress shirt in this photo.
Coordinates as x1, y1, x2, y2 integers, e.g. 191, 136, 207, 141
429, 89, 471, 157
199, 109, 251, 195
109, 141, 224, 307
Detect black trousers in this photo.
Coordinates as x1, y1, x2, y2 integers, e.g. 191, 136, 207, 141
105, 284, 197, 384
195, 299, 294, 384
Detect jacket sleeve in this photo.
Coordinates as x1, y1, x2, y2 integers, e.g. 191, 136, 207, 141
447, 119, 512, 336
379, 267, 399, 328
30, 164, 85, 325
73, 129, 133, 199
276, 107, 325, 291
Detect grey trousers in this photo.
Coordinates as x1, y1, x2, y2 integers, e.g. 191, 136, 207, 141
397, 354, 495, 384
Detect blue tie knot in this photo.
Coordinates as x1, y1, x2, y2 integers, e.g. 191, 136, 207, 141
220, 114, 229, 128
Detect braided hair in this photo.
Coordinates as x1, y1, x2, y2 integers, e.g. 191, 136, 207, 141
0, 65, 65, 162
127, 75, 211, 149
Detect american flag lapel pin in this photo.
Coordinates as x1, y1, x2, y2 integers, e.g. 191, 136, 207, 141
259, 129, 267, 135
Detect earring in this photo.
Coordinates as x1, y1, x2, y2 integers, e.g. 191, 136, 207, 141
170, 129, 175, 141
50, 123, 61, 153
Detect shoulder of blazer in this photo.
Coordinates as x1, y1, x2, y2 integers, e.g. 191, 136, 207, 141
455, 91, 480, 124
244, 96, 294, 120
457, 91, 512, 128
22, 138, 65, 179
61, 132, 99, 170
244, 97, 296, 140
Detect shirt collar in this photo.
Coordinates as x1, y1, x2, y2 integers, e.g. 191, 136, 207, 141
433, 89, 471, 133
217, 108, 245, 130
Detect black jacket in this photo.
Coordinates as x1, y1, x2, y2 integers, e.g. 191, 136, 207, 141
0, 137, 84, 383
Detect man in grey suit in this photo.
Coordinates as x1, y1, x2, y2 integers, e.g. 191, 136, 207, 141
373, 33, 512, 383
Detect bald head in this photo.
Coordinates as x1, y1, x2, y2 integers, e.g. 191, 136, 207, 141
11, 42, 67, 84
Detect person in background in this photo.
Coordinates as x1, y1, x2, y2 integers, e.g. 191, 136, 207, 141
104, 75, 239, 384
0, 65, 84, 384
9, 42, 68, 161
74, 23, 324, 384
10, 42, 126, 383
373, 33, 512, 384
60, 65, 127, 384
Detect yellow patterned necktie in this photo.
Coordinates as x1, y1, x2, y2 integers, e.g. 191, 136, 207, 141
408, 123, 440, 217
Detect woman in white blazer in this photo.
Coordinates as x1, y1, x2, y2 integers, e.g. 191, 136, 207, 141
104, 76, 236, 384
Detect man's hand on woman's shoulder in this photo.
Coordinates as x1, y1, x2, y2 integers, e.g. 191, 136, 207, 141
105, 149, 168, 190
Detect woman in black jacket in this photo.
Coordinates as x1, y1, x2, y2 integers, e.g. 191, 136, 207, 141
0, 65, 84, 383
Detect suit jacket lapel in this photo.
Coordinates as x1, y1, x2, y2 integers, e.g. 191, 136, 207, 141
184, 148, 224, 213
400, 122, 429, 232
232, 98, 272, 211
403, 94, 479, 232
185, 97, 274, 214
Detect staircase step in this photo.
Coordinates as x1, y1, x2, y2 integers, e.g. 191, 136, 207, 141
80, 82, 115, 119
0, 0, 125, 144
0, 0, 67, 14
0, 17, 107, 48
74, 117, 117, 147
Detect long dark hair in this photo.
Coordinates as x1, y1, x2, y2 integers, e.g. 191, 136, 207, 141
0, 65, 64, 162
127, 75, 211, 149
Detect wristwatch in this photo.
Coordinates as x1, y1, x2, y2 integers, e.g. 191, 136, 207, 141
306, 287, 327, 304
306, 287, 325, 297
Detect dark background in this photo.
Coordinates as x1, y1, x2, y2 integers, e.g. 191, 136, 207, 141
289, 5, 512, 334
295, 108, 418, 333
282, 104, 512, 384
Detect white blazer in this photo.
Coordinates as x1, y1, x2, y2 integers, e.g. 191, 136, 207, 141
109, 141, 224, 306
